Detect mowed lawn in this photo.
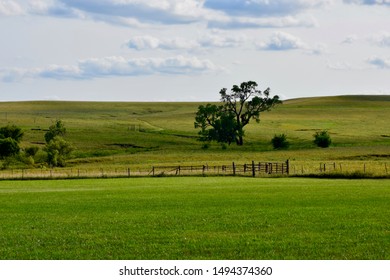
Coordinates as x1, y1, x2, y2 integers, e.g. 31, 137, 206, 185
0, 177, 389, 260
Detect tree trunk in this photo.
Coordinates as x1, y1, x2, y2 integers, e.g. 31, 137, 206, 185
237, 136, 244, 146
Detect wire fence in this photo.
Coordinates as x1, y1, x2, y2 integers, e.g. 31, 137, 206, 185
0, 161, 289, 180
0, 160, 389, 180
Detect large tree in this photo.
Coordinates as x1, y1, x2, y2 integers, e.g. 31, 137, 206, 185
195, 81, 281, 146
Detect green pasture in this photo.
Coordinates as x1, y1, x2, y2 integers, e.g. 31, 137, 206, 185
0, 95, 389, 171
0, 177, 389, 260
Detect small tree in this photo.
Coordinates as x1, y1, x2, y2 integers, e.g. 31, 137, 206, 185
44, 136, 73, 167
271, 134, 290, 150
0, 125, 24, 143
0, 138, 20, 159
45, 120, 66, 143
0, 125, 23, 161
314, 130, 332, 148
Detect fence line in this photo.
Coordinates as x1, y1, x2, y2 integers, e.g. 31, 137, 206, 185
1, 160, 389, 180
291, 161, 389, 177
0, 161, 289, 180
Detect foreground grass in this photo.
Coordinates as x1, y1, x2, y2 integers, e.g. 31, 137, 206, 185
0, 177, 389, 260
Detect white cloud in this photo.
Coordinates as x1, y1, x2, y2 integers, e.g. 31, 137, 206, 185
1, 55, 221, 82
326, 60, 353, 70
55, 0, 205, 25
367, 56, 390, 69
342, 34, 358, 44
0, 0, 24, 15
11, 0, 321, 29
126, 36, 200, 51
257, 31, 308, 51
126, 36, 161, 50
198, 33, 246, 48
371, 31, 390, 47
207, 14, 318, 29
256, 32, 328, 55
126, 33, 246, 51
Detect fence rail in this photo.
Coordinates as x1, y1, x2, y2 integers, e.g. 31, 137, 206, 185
1, 160, 389, 180
149, 161, 289, 177
0, 161, 289, 180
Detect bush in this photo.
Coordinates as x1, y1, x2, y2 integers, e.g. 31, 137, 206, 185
25, 146, 40, 157
0, 137, 20, 159
314, 130, 332, 148
271, 134, 290, 149
45, 120, 66, 143
44, 136, 74, 167
0, 125, 24, 143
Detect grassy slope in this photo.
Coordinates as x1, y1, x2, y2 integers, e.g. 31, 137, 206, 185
0, 95, 389, 168
0, 177, 389, 260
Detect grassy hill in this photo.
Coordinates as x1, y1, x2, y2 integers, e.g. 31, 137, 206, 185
0, 95, 389, 171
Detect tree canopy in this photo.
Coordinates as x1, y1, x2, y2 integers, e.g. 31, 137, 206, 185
0, 125, 23, 159
0, 125, 24, 143
195, 81, 281, 146
45, 120, 66, 143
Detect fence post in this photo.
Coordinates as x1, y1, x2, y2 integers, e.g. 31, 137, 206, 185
252, 161, 256, 177
232, 162, 236, 176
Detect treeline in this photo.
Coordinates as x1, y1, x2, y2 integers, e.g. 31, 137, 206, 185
0, 120, 73, 169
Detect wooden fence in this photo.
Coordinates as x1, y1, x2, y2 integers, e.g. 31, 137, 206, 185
0, 161, 289, 180
2, 160, 388, 180
149, 161, 289, 177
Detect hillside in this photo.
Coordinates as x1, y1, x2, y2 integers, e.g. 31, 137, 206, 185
0, 95, 389, 169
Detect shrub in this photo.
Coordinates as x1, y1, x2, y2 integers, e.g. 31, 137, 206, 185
0, 125, 24, 143
45, 120, 66, 143
271, 134, 290, 149
44, 136, 74, 167
313, 130, 332, 148
25, 146, 40, 157
0, 137, 20, 159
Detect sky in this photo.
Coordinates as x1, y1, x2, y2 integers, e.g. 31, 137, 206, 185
0, 0, 390, 102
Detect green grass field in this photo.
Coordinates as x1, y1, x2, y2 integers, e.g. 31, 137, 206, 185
0, 96, 389, 260
0, 95, 389, 172
0, 177, 389, 260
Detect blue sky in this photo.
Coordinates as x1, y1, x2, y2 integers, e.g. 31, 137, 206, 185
0, 0, 389, 101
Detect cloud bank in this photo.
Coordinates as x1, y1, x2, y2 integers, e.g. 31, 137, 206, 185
12, 0, 324, 29
204, 0, 329, 17
1, 55, 220, 82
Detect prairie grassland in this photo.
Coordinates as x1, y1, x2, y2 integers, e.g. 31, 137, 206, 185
0, 177, 389, 260
0, 95, 389, 172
